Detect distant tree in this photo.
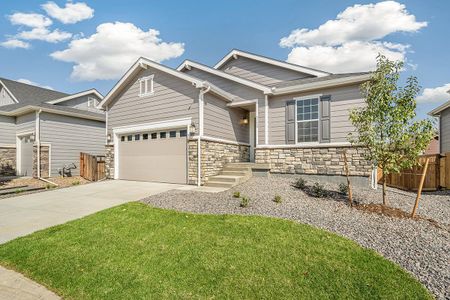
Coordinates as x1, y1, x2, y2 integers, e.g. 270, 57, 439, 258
349, 55, 434, 205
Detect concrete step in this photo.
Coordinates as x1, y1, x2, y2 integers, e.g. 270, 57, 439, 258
204, 181, 235, 188
207, 175, 240, 183
220, 170, 248, 176
222, 166, 251, 172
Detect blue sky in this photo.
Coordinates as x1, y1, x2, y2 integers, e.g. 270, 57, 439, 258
0, 0, 448, 119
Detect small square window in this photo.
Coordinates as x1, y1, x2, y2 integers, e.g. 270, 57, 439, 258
160, 132, 166, 139
135, 134, 140, 141
143, 134, 148, 140
151, 133, 157, 139
87, 97, 98, 108
180, 130, 187, 137
139, 75, 154, 96
121, 136, 125, 142
169, 131, 176, 138
127, 135, 132, 141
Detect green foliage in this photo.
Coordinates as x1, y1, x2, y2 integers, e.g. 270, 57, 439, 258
233, 191, 241, 198
349, 55, 434, 176
45, 184, 56, 190
240, 196, 250, 208
72, 180, 80, 186
14, 189, 23, 194
293, 178, 307, 190
310, 183, 328, 198
273, 195, 282, 203
338, 183, 348, 195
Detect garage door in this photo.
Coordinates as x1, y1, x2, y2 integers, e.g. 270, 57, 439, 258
118, 129, 188, 184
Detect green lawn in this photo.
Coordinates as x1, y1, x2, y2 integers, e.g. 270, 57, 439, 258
0, 202, 431, 299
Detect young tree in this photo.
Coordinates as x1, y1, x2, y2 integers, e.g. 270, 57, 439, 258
348, 55, 434, 205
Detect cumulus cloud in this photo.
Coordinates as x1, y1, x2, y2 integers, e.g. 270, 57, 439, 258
17, 78, 53, 90
0, 39, 31, 49
417, 84, 450, 104
280, 1, 427, 73
51, 22, 185, 81
8, 13, 52, 28
42, 1, 94, 24
17, 27, 72, 43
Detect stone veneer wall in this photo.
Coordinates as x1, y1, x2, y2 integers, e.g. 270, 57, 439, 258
0, 147, 16, 176
105, 144, 114, 179
188, 139, 250, 185
32, 145, 50, 178
255, 146, 372, 177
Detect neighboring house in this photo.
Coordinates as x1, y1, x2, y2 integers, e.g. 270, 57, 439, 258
424, 135, 439, 155
429, 89, 450, 154
99, 49, 372, 185
0, 78, 105, 177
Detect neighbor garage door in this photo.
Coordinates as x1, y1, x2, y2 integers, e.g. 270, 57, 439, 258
118, 129, 188, 184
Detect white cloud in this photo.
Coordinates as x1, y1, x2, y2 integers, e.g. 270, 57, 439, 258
17, 27, 72, 43
417, 84, 450, 104
42, 1, 94, 24
280, 1, 426, 73
17, 78, 53, 90
0, 39, 31, 49
8, 13, 52, 28
51, 22, 185, 81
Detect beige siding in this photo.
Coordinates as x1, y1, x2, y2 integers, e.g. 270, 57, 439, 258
16, 113, 35, 134
56, 94, 104, 113
184, 68, 263, 101
40, 112, 105, 176
108, 67, 199, 135
268, 84, 364, 145
0, 86, 15, 106
258, 98, 265, 144
441, 108, 450, 153
219, 56, 313, 85
0, 115, 16, 144
203, 93, 249, 143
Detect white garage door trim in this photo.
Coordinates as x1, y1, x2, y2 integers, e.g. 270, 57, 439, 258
113, 117, 192, 180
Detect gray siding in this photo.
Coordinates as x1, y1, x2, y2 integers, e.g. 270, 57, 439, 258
0, 115, 16, 145
183, 68, 263, 101
16, 113, 36, 134
268, 84, 365, 145
56, 94, 104, 113
108, 67, 199, 135
40, 112, 105, 176
441, 108, 450, 153
0, 86, 15, 106
203, 93, 249, 143
219, 56, 313, 86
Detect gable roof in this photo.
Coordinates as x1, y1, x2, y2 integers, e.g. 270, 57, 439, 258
0, 77, 68, 105
99, 57, 240, 109
428, 89, 450, 116
213, 49, 331, 78
46, 89, 103, 105
177, 60, 273, 94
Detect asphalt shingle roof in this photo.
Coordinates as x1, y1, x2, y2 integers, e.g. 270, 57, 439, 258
271, 72, 371, 89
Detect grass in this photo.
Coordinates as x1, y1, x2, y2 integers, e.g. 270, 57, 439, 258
0, 202, 431, 299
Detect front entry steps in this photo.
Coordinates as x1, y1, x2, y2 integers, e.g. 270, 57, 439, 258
204, 163, 270, 188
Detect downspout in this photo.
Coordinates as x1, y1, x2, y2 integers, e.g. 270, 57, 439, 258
35, 109, 41, 178
197, 84, 210, 186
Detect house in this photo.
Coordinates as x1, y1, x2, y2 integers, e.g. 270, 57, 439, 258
0, 78, 105, 178
429, 90, 450, 154
424, 135, 439, 155
99, 49, 373, 185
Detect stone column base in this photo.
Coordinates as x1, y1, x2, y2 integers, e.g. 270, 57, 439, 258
32, 145, 50, 178
0, 147, 16, 176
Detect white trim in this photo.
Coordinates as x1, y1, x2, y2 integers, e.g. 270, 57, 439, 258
177, 60, 272, 93
255, 99, 259, 145
429, 100, 450, 116
105, 105, 109, 144
16, 131, 35, 176
112, 117, 192, 135
214, 49, 330, 77
36, 110, 41, 178
294, 95, 321, 145
249, 112, 256, 161
227, 99, 257, 107
256, 142, 353, 149
191, 135, 250, 147
264, 95, 268, 144
273, 74, 371, 95
0, 105, 105, 122
0, 80, 19, 103
138, 75, 155, 97
46, 89, 103, 105
16, 130, 35, 137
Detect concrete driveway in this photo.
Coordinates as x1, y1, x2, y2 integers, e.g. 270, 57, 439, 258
0, 180, 183, 244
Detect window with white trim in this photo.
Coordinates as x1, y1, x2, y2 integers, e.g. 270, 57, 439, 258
139, 75, 154, 96
296, 98, 319, 143
87, 97, 98, 108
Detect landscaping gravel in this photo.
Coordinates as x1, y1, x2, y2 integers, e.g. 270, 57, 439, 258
142, 175, 450, 299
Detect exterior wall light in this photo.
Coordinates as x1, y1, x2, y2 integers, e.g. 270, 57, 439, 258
239, 116, 249, 125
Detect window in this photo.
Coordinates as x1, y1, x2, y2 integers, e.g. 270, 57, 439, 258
296, 98, 319, 143
169, 131, 176, 138
121, 136, 125, 142
143, 133, 148, 140
135, 134, 140, 141
151, 133, 157, 139
180, 130, 187, 137
139, 75, 154, 96
127, 135, 132, 141
160, 132, 167, 139
87, 97, 98, 108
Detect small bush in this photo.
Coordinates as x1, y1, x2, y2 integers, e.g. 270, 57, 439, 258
293, 178, 307, 190
233, 191, 241, 198
273, 195, 282, 203
14, 189, 23, 194
240, 196, 250, 208
310, 182, 328, 198
338, 183, 348, 195
72, 180, 80, 186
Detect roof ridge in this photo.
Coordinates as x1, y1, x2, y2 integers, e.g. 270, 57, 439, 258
0, 77, 68, 95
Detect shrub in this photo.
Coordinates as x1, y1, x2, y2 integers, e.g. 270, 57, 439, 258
310, 182, 328, 198
240, 196, 250, 208
72, 180, 80, 186
338, 183, 348, 195
14, 189, 23, 194
233, 191, 241, 198
273, 195, 282, 203
293, 178, 307, 190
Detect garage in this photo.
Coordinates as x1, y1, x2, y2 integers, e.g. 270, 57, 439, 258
117, 128, 188, 184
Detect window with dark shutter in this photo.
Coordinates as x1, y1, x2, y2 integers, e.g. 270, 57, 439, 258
320, 95, 331, 143
285, 100, 296, 144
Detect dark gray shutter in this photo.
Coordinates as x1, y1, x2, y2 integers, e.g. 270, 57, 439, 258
286, 100, 296, 144
320, 95, 331, 143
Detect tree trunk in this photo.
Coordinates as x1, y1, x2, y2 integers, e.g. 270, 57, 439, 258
382, 176, 387, 206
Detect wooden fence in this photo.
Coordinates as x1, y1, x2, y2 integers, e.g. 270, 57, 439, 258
378, 153, 449, 191
80, 152, 106, 181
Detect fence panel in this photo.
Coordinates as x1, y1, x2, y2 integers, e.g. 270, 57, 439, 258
80, 152, 106, 181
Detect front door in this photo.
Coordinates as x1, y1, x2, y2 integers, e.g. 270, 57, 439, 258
20, 135, 34, 176
249, 112, 256, 162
